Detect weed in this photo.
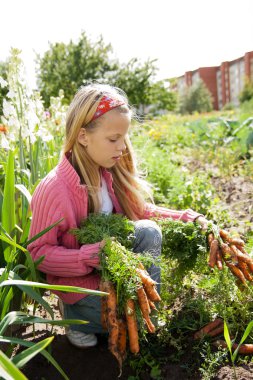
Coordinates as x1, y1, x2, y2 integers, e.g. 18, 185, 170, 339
199, 341, 227, 380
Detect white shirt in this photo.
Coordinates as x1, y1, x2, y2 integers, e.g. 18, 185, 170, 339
100, 177, 113, 214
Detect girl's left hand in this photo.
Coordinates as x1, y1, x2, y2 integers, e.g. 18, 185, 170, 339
195, 216, 208, 231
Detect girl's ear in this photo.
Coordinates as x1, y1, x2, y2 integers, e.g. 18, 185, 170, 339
78, 128, 88, 147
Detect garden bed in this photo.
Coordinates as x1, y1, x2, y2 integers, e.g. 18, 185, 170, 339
13, 292, 253, 380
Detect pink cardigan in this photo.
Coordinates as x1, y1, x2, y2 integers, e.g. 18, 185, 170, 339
28, 155, 201, 304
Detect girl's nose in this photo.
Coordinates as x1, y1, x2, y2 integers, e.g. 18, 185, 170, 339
117, 140, 126, 151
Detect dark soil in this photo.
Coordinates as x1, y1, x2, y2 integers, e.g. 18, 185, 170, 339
20, 330, 134, 380
12, 292, 253, 380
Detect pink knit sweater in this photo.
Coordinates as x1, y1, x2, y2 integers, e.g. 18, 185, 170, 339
28, 155, 201, 304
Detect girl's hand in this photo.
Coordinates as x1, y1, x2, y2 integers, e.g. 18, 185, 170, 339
195, 216, 208, 231
99, 240, 106, 249
99, 237, 115, 250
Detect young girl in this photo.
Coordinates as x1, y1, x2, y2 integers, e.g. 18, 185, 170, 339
28, 83, 208, 348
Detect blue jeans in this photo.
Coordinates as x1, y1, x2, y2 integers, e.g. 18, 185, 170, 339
63, 219, 162, 334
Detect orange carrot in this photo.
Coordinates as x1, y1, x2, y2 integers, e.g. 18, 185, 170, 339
208, 233, 214, 246
207, 325, 224, 337
194, 318, 223, 340
213, 340, 253, 354
231, 245, 253, 266
219, 229, 231, 242
220, 243, 236, 261
136, 268, 161, 302
232, 343, 253, 354
103, 281, 120, 363
137, 286, 151, 315
225, 262, 247, 285
247, 262, 253, 274
216, 249, 223, 270
237, 259, 253, 282
143, 283, 161, 302
125, 299, 140, 354
209, 239, 219, 268
239, 246, 249, 255
230, 237, 245, 247
148, 299, 158, 311
236, 246, 253, 274
137, 286, 156, 334
118, 319, 127, 361
220, 229, 245, 246
136, 268, 156, 286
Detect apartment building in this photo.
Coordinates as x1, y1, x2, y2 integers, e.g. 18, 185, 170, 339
177, 51, 253, 110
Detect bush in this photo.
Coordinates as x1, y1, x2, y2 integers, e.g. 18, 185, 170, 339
222, 102, 236, 111
179, 80, 213, 114
240, 97, 253, 114
239, 79, 253, 104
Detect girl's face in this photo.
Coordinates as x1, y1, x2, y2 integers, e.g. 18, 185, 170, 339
78, 109, 131, 168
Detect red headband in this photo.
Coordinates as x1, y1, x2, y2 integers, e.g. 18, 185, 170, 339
91, 96, 125, 121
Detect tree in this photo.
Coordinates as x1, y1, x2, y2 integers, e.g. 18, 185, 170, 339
36, 32, 117, 107
179, 80, 213, 114
107, 58, 157, 114
37, 32, 172, 114
148, 80, 177, 114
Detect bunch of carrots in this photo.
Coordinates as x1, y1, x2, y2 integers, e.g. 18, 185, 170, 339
98, 240, 161, 372
208, 227, 253, 286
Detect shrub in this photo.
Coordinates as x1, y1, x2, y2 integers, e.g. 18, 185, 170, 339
239, 79, 253, 104
179, 80, 213, 114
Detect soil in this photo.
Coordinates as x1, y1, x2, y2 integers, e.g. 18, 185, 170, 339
12, 290, 253, 380
211, 174, 253, 229
188, 158, 253, 233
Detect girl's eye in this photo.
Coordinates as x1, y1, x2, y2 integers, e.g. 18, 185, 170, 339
109, 139, 117, 143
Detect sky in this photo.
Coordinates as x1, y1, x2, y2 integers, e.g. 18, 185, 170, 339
1, 0, 253, 89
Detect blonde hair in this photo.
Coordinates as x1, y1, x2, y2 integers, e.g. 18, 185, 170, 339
63, 83, 152, 220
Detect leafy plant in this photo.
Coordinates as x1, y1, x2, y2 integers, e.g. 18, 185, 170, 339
71, 213, 135, 249
239, 79, 253, 104
0, 281, 105, 380
72, 213, 154, 314
179, 80, 213, 114
157, 218, 208, 273
224, 319, 253, 380
199, 341, 227, 380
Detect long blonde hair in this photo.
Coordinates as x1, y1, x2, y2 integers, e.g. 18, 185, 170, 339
63, 83, 152, 220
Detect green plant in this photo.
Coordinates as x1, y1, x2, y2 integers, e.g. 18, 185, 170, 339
72, 213, 154, 314
0, 280, 106, 380
128, 348, 162, 380
223, 319, 253, 380
0, 215, 107, 379
199, 341, 227, 380
179, 80, 213, 114
157, 218, 207, 274
239, 79, 253, 104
